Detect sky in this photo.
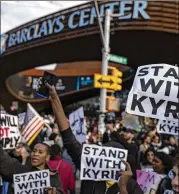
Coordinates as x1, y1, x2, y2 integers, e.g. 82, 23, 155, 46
1, 1, 88, 33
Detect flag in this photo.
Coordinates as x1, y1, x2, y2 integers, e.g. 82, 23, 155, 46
22, 103, 44, 145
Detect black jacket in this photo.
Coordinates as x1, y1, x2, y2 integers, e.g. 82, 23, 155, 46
61, 128, 143, 194
156, 177, 172, 194
0, 146, 63, 194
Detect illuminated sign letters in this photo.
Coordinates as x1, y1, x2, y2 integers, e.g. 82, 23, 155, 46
1, 1, 149, 54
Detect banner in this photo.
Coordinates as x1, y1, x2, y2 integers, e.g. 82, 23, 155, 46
157, 120, 179, 136
80, 144, 128, 182
126, 64, 179, 121
0, 114, 21, 149
137, 170, 165, 194
14, 170, 50, 194
69, 107, 86, 144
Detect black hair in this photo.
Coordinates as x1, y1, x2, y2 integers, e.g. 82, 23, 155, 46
50, 144, 62, 160
102, 132, 109, 144
155, 152, 173, 174
49, 133, 58, 141
142, 147, 155, 165
152, 133, 161, 142
142, 134, 150, 144
50, 123, 55, 129
39, 143, 51, 155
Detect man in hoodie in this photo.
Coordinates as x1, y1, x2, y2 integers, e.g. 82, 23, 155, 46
47, 83, 143, 194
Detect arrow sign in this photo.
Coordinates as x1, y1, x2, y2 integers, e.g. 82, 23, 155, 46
94, 74, 116, 90
98, 78, 114, 85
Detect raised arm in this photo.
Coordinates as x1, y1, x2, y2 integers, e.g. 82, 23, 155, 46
47, 84, 82, 170
0, 146, 29, 182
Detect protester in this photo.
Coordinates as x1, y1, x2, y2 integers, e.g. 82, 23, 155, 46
156, 155, 179, 194
0, 143, 64, 194
171, 156, 179, 194
153, 152, 173, 175
1, 142, 31, 194
151, 133, 162, 151
13, 142, 31, 166
48, 144, 76, 194
49, 132, 63, 148
46, 83, 143, 194
140, 135, 151, 153
141, 147, 155, 171
122, 128, 139, 164
167, 136, 178, 158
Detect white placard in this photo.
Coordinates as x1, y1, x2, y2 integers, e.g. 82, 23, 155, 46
69, 107, 86, 144
0, 114, 21, 149
126, 64, 179, 121
80, 144, 128, 182
157, 120, 179, 136
137, 170, 166, 194
14, 170, 50, 194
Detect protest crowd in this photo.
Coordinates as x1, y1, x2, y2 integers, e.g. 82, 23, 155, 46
0, 64, 179, 194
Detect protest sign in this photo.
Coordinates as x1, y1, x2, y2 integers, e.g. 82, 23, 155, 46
137, 170, 166, 194
121, 113, 141, 130
0, 114, 21, 149
14, 170, 50, 194
126, 64, 179, 121
69, 107, 86, 144
157, 120, 179, 136
80, 144, 128, 182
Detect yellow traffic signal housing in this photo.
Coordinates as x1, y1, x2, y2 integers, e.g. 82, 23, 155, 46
111, 68, 123, 91
106, 97, 120, 112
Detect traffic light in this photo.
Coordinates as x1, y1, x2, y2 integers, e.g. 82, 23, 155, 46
112, 68, 123, 91
106, 96, 120, 112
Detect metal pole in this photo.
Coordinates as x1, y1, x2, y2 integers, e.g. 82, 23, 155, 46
98, 9, 111, 134
94, 0, 105, 48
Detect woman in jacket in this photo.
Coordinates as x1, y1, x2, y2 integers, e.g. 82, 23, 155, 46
156, 155, 179, 194
48, 144, 76, 194
0, 143, 64, 194
46, 83, 143, 194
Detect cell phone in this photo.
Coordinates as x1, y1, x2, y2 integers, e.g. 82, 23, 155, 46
37, 71, 57, 98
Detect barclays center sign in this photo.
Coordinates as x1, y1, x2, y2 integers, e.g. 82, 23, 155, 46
1, 1, 150, 55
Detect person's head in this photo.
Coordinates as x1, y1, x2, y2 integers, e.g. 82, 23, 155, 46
171, 156, 179, 193
52, 127, 59, 134
123, 129, 134, 142
147, 130, 156, 138
31, 143, 51, 169
25, 76, 32, 85
153, 152, 173, 175
152, 133, 160, 144
169, 136, 176, 145
143, 135, 151, 145
93, 126, 98, 134
50, 144, 62, 160
144, 148, 155, 165
49, 133, 60, 144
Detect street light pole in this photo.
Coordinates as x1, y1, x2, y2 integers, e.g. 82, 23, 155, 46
98, 9, 111, 134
